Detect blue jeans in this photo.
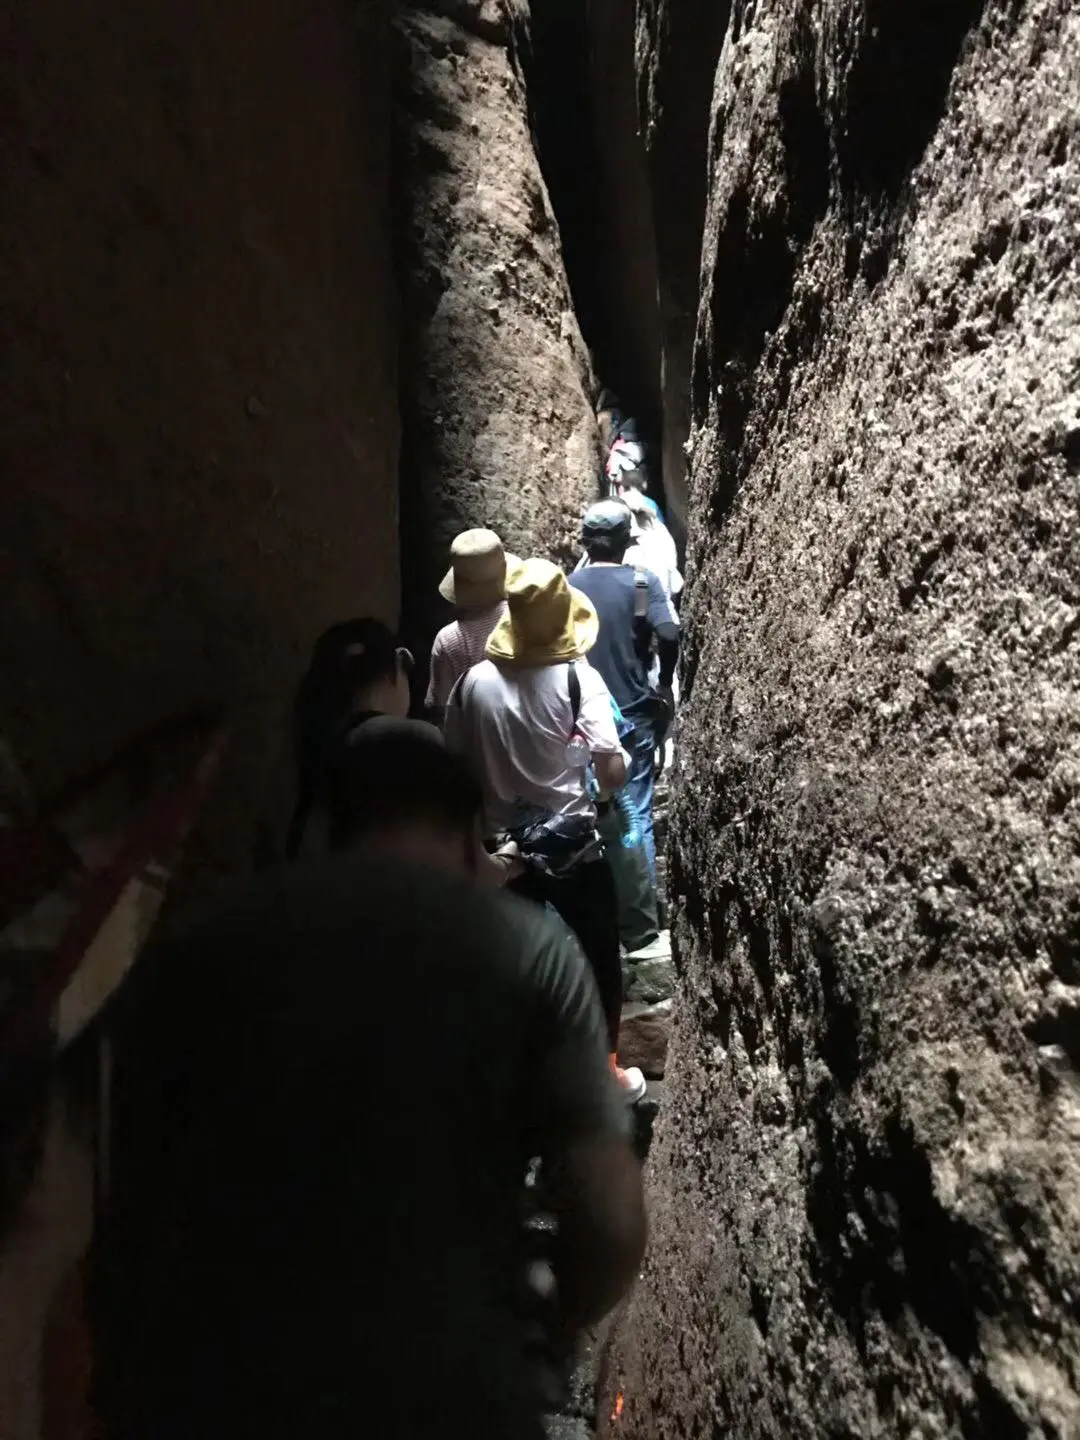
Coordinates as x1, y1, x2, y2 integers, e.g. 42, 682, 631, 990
625, 719, 658, 885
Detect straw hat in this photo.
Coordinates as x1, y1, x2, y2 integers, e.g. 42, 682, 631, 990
439, 529, 520, 610
485, 558, 599, 666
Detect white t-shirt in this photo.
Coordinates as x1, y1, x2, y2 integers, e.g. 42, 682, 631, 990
445, 659, 622, 836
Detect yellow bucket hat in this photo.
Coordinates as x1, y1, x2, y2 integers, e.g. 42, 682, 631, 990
485, 558, 599, 666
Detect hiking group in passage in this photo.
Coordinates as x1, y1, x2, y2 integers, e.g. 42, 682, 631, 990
101, 399, 680, 1439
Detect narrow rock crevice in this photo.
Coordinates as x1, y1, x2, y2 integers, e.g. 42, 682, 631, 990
392, 0, 598, 667
3, 0, 1077, 1435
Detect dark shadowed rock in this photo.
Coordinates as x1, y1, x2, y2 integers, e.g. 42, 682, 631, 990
618, 1001, 671, 1079
0, 0, 401, 893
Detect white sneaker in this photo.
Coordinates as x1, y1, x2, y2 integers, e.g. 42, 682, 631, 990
616, 1065, 647, 1104
626, 930, 671, 963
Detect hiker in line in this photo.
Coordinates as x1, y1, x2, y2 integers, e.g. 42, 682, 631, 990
444, 558, 646, 1102
284, 617, 415, 858
596, 390, 662, 518
285, 618, 520, 885
426, 528, 520, 723
572, 501, 679, 891
100, 723, 646, 1440
594, 694, 671, 964
622, 485, 683, 608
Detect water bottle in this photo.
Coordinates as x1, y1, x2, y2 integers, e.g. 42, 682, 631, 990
566, 731, 590, 768
613, 790, 641, 849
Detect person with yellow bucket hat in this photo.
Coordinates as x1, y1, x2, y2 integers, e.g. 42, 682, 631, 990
445, 557, 646, 1102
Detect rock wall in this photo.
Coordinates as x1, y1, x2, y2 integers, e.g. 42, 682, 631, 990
393, 0, 599, 655
0, 0, 399, 889
633, 0, 729, 537
0, 4, 398, 1431
608, 2, 1080, 1436
585, 0, 663, 457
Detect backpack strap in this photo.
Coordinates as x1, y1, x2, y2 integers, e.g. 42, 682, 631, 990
449, 670, 469, 711
567, 661, 581, 725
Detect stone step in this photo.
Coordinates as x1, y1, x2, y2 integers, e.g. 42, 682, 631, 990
545, 1419, 591, 1439
624, 955, 675, 1003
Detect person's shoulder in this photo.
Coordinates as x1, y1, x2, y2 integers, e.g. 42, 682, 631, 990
577, 659, 614, 696
484, 886, 582, 974
286, 856, 482, 944
462, 657, 501, 696
430, 621, 454, 651
573, 565, 627, 599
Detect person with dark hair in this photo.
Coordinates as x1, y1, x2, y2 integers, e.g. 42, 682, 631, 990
99, 723, 646, 1440
573, 501, 679, 908
324, 716, 479, 855
324, 714, 523, 887
285, 617, 415, 858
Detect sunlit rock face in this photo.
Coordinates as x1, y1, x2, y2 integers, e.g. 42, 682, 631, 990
393, 0, 599, 657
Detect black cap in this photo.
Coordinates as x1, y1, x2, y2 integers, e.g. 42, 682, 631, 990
582, 499, 633, 542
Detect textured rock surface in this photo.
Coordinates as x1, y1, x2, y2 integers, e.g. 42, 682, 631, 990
625, 957, 675, 1004
394, 0, 599, 654
0, 0, 399, 892
607, 1, 1080, 1436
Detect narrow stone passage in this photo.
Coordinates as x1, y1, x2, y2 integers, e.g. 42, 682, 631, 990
0, 2, 1078, 1437
536, 768, 672, 1438
400, 3, 1080, 1436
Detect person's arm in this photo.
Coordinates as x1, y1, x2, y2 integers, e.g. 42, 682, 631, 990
592, 747, 628, 795
441, 677, 464, 753
656, 636, 679, 690
521, 912, 647, 1340
547, 1134, 646, 1334
576, 667, 629, 793
424, 633, 454, 724
473, 822, 523, 888
646, 575, 679, 693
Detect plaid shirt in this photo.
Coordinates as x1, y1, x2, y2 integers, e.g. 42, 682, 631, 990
425, 603, 508, 709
